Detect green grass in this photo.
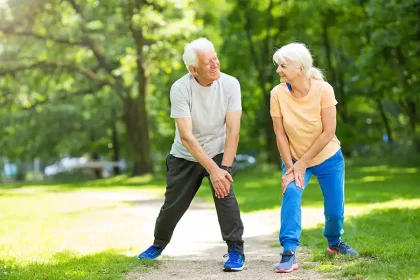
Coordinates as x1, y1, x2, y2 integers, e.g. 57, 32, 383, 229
0, 176, 163, 280
1, 163, 419, 279
243, 164, 419, 280
301, 208, 420, 280
0, 251, 155, 280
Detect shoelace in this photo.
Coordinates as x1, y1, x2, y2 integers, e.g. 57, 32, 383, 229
145, 246, 161, 256
223, 251, 243, 263
337, 241, 351, 250
280, 252, 294, 263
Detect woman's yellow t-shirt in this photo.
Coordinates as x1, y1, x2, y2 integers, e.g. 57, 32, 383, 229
270, 79, 341, 167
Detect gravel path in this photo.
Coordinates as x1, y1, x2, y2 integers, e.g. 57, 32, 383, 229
125, 194, 327, 280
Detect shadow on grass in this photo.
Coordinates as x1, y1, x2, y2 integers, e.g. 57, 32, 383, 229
194, 165, 420, 213
300, 207, 420, 279
0, 249, 156, 280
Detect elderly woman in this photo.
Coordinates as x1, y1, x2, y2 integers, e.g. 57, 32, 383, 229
270, 43, 358, 273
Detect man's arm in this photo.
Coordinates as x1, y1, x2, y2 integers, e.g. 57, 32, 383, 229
176, 117, 220, 173
221, 110, 242, 167
176, 118, 232, 198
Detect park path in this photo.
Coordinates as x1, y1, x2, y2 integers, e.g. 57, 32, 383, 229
124, 192, 327, 280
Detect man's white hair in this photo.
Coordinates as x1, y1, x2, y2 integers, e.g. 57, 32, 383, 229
182, 37, 215, 71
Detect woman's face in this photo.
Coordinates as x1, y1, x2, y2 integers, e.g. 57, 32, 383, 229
276, 59, 301, 83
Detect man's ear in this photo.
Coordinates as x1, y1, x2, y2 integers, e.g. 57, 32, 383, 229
189, 66, 197, 76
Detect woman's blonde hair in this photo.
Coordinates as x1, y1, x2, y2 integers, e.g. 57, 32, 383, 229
273, 42, 324, 81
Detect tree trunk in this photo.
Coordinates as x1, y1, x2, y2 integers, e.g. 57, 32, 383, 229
263, 84, 279, 164
395, 46, 419, 152
376, 99, 393, 147
321, 18, 350, 123
90, 130, 103, 179
241, 1, 278, 164
111, 108, 120, 175
336, 67, 348, 123
15, 160, 26, 181
321, 19, 336, 84
124, 0, 154, 176
123, 95, 153, 176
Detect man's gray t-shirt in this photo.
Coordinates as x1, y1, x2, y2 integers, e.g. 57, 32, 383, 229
169, 72, 242, 161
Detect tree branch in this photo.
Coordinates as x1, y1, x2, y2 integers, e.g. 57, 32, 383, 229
264, 0, 276, 84
0, 61, 126, 100
241, 2, 262, 73
65, 0, 118, 71
0, 61, 107, 83
263, 0, 274, 56
0, 81, 109, 110
68, 0, 84, 19
145, 0, 163, 12
0, 28, 85, 46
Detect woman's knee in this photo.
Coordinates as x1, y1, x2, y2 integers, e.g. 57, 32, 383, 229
284, 183, 303, 198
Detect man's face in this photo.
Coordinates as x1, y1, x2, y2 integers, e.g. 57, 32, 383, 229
190, 49, 220, 85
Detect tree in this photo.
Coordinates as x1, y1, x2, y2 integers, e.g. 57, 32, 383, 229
0, 0, 201, 175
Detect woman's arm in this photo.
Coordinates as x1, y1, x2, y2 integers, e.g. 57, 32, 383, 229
299, 105, 337, 165
285, 106, 337, 187
272, 116, 296, 193
272, 116, 293, 169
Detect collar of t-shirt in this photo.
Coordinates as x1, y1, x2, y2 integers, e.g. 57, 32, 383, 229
190, 74, 216, 94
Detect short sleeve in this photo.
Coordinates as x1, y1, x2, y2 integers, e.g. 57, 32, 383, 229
227, 78, 242, 112
170, 85, 191, 118
321, 83, 338, 108
270, 88, 282, 117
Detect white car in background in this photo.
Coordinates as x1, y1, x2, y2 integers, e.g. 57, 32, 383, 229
44, 156, 126, 178
235, 154, 256, 169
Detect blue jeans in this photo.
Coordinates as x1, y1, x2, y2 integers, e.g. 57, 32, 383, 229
280, 149, 345, 252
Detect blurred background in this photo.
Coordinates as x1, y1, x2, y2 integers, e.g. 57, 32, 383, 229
1, 1, 419, 279
0, 0, 418, 181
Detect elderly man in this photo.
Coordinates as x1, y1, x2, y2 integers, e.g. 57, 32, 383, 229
137, 38, 245, 272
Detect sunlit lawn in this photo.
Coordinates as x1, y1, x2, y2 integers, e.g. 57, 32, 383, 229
0, 163, 419, 279
0, 176, 164, 280
216, 163, 419, 280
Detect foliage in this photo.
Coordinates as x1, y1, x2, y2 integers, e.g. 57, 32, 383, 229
0, 0, 419, 175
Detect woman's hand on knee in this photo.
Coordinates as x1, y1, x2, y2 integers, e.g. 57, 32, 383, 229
286, 161, 307, 189
282, 171, 295, 195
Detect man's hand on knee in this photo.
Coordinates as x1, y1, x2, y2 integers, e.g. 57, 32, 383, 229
210, 168, 232, 198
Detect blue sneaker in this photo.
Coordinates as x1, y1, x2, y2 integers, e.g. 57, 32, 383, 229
223, 251, 245, 272
275, 250, 298, 273
327, 241, 358, 255
137, 245, 163, 259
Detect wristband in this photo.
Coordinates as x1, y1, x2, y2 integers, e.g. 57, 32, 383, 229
220, 165, 233, 174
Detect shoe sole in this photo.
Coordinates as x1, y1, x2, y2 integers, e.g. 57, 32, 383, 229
327, 248, 358, 256
327, 247, 339, 254
275, 264, 299, 273
224, 265, 245, 272
137, 255, 161, 260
